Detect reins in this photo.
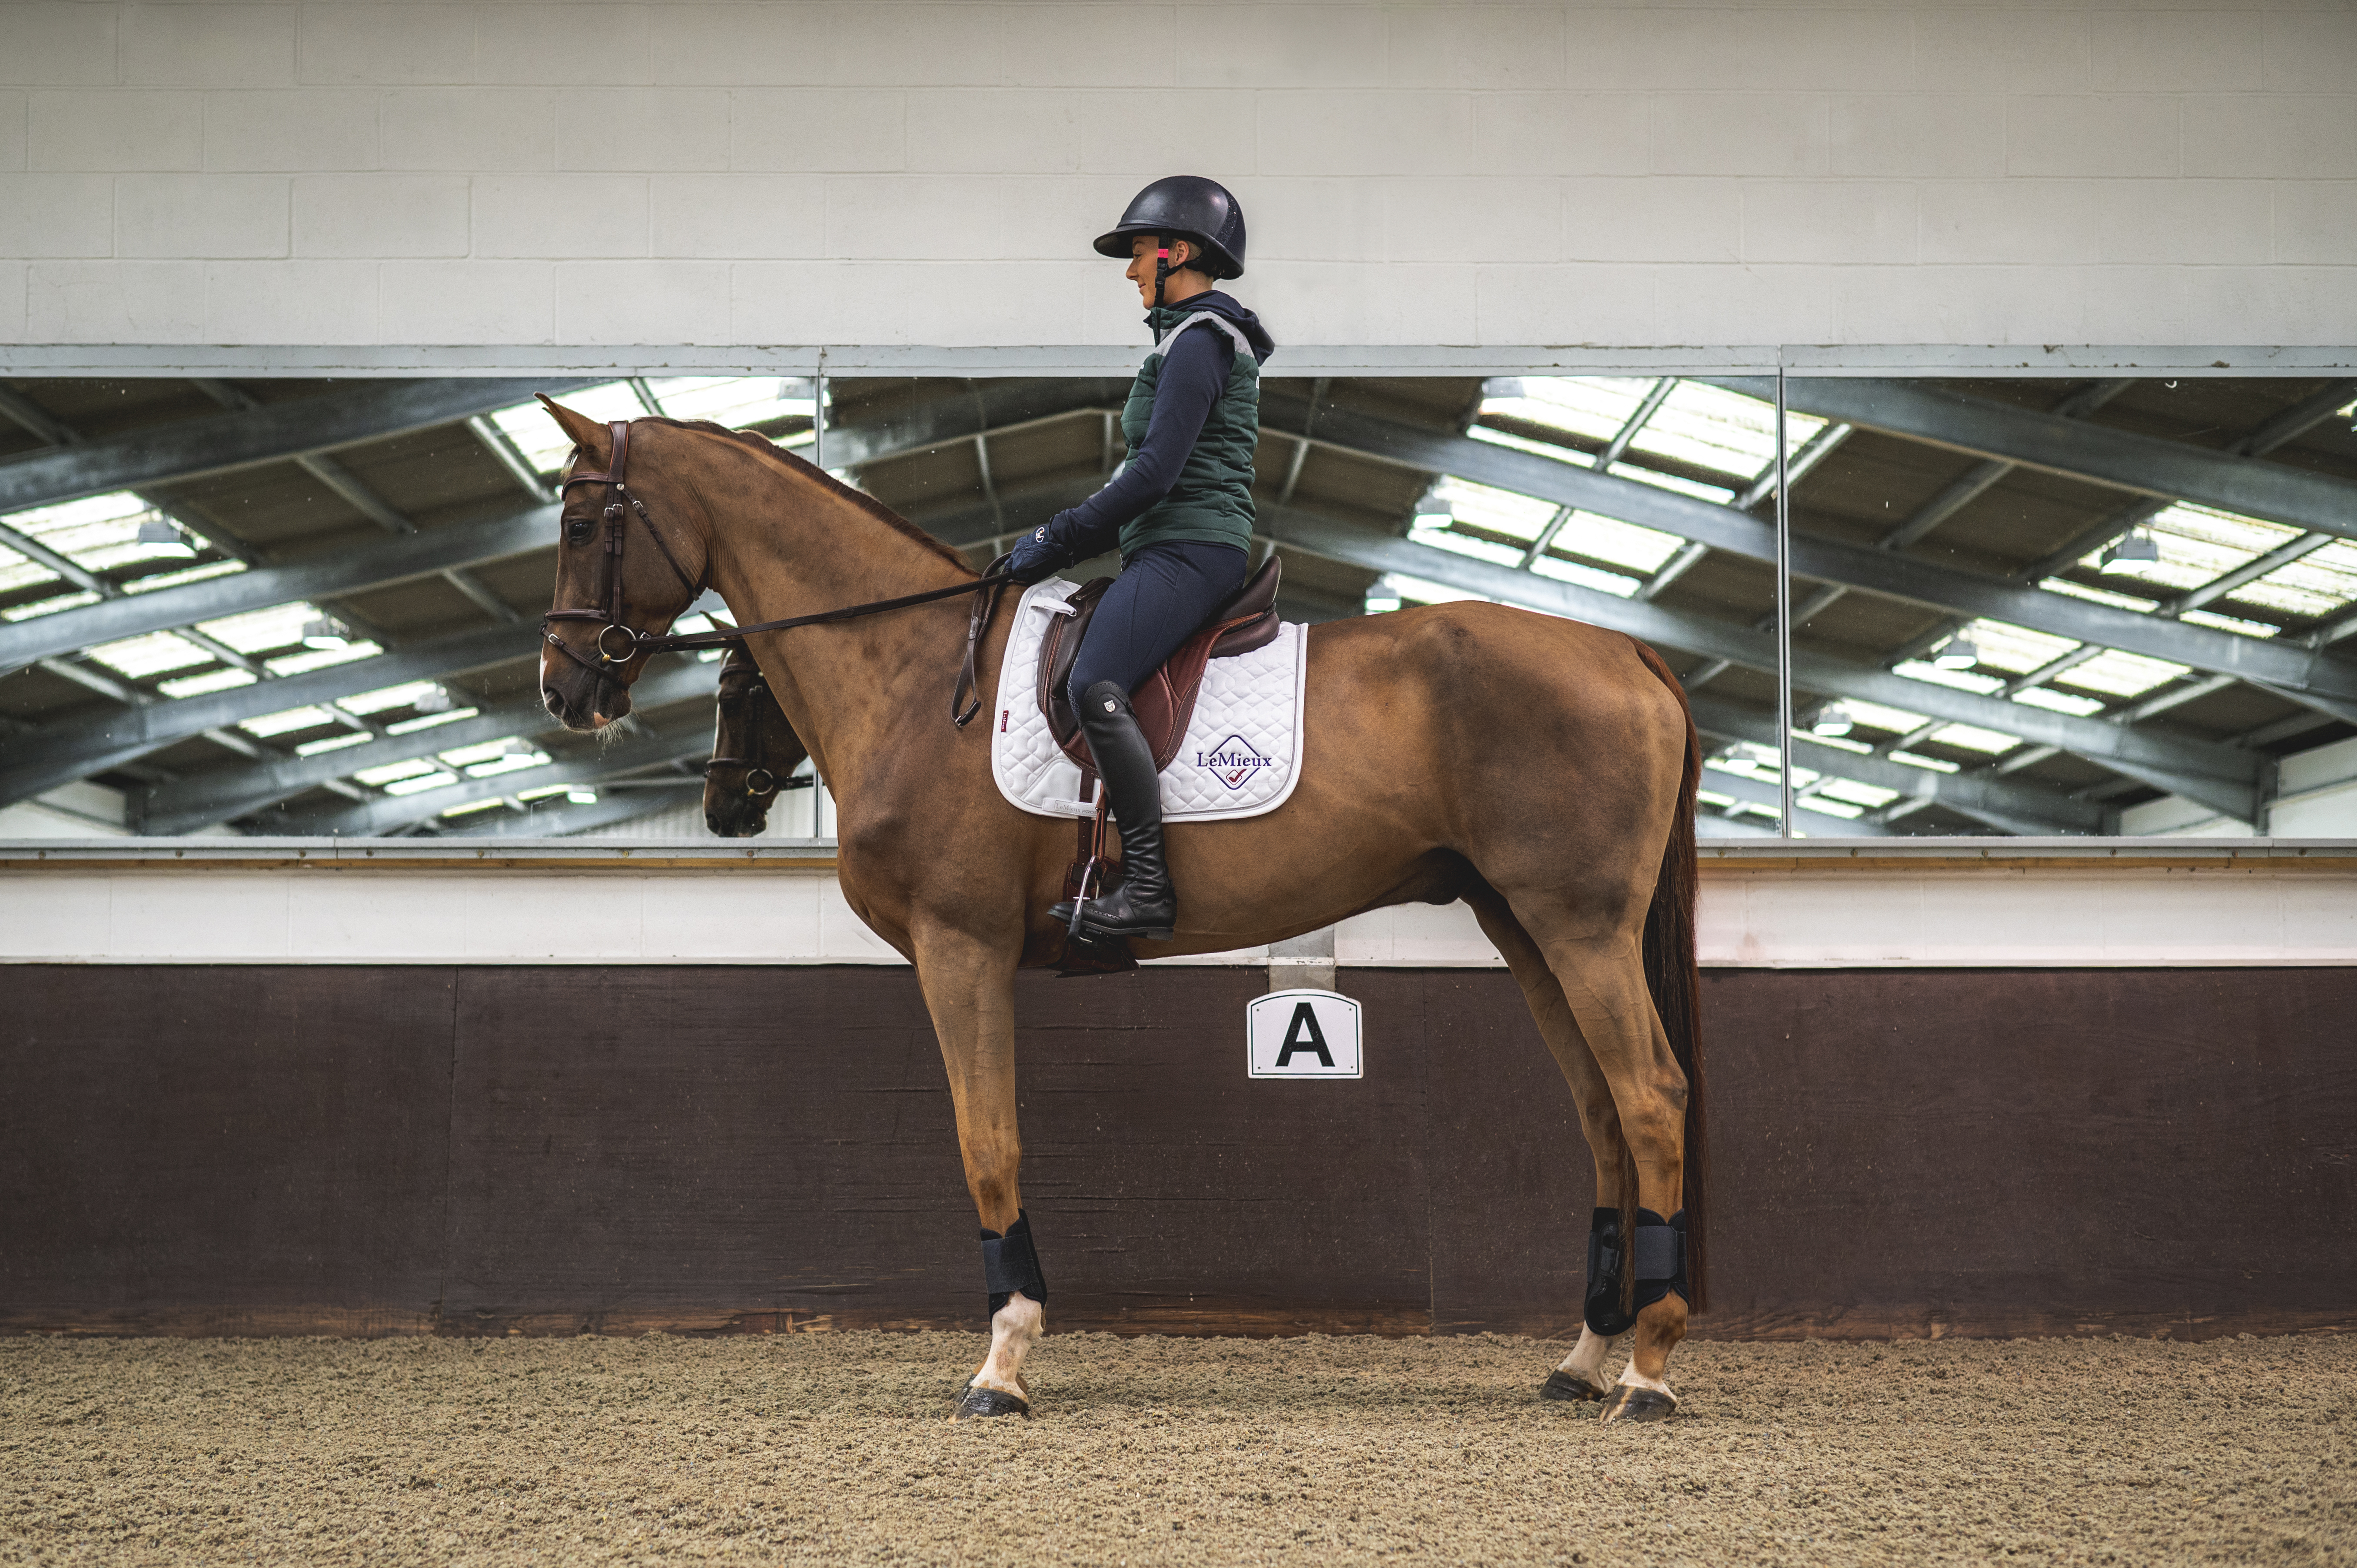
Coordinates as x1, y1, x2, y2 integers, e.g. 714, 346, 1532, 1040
539, 419, 1014, 727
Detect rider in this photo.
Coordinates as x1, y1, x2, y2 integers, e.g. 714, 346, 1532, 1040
1005, 174, 1275, 945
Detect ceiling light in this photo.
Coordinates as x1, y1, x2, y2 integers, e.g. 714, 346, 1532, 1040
1934, 635, 1980, 671
300, 616, 351, 650
566, 786, 598, 806
410, 688, 453, 713
2102, 529, 2161, 575
1811, 702, 1854, 738
501, 737, 539, 757
135, 516, 180, 546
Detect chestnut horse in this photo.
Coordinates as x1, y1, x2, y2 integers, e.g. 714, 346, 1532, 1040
703, 642, 813, 838
537, 402, 1706, 1424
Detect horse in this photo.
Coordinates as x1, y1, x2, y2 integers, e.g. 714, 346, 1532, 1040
703, 641, 813, 838
534, 399, 1707, 1425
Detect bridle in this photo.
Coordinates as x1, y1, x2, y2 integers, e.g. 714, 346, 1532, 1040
703, 656, 814, 801
538, 417, 1017, 725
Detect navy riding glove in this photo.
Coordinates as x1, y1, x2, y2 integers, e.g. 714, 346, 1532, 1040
1004, 524, 1070, 586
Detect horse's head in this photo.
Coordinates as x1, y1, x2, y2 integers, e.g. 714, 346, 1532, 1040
703, 642, 811, 837
537, 397, 711, 732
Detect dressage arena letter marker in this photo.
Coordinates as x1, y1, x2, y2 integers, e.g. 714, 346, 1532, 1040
1247, 989, 1363, 1079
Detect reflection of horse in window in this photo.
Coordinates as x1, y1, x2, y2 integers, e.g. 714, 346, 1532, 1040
535, 402, 1705, 1425
703, 642, 811, 839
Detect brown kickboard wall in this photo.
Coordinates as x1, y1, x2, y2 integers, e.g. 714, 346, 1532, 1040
3, 964, 2352, 1342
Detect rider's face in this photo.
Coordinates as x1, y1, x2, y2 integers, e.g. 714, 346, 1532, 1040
1125, 234, 1199, 308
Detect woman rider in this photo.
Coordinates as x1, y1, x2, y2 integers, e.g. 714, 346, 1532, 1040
1004, 175, 1275, 945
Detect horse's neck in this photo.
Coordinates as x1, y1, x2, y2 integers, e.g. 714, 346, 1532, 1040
707, 459, 972, 795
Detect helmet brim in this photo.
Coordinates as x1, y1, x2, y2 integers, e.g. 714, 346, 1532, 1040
1090, 224, 1242, 279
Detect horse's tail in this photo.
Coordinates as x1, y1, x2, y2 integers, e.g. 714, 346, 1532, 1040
1630, 637, 1707, 1315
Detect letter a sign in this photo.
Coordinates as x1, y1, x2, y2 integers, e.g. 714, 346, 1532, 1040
1247, 989, 1363, 1079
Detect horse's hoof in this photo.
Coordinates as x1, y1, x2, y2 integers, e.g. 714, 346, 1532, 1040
951, 1386, 1031, 1422
1540, 1370, 1608, 1403
1600, 1385, 1678, 1424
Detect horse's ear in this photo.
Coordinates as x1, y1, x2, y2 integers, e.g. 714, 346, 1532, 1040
537, 395, 610, 467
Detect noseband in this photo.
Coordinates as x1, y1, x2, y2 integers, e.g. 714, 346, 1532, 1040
705, 666, 813, 801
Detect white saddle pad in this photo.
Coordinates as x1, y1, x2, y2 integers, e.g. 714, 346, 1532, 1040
990, 576, 1307, 823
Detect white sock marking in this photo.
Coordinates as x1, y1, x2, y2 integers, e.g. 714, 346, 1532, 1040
970, 1290, 1043, 1400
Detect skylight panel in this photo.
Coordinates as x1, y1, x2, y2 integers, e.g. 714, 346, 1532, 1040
3, 492, 167, 564
1953, 619, 2079, 676
124, 559, 245, 594
2232, 538, 2357, 620
247, 705, 341, 738
2177, 608, 2280, 639
1546, 511, 1685, 574
489, 381, 651, 476
2011, 686, 2107, 717
462, 753, 547, 781
156, 667, 257, 699
1429, 477, 1558, 543
293, 729, 373, 755
265, 640, 381, 677
2071, 502, 2299, 595
199, 602, 319, 655
1797, 794, 1866, 820
2, 589, 101, 622
1887, 749, 1959, 773
341, 679, 450, 717
1606, 462, 1733, 504
440, 797, 510, 817
1629, 383, 1823, 483
1529, 556, 1640, 597
1816, 777, 1900, 810
0, 548, 60, 596
1835, 698, 1931, 734
1925, 722, 2020, 755
643, 376, 815, 433
439, 738, 530, 769
2051, 649, 2189, 699
2040, 577, 2159, 612
86, 629, 210, 679
1894, 659, 2006, 696
385, 706, 479, 736
1464, 425, 1598, 466
356, 757, 442, 788
1410, 523, 1524, 569
1479, 377, 1660, 446
1382, 573, 1494, 607
382, 769, 461, 796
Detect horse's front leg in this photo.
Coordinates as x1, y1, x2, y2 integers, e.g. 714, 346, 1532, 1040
910, 924, 1044, 1421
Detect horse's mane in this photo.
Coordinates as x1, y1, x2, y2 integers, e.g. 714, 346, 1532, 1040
657, 417, 975, 574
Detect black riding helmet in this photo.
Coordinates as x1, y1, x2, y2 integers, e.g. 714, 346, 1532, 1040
1093, 176, 1247, 308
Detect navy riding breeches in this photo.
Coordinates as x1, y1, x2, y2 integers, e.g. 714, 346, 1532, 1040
1066, 540, 1251, 707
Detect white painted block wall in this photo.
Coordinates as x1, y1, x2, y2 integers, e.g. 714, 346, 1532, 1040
3, 1, 2351, 349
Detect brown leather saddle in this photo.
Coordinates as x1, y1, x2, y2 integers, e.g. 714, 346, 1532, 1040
1036, 554, 1283, 773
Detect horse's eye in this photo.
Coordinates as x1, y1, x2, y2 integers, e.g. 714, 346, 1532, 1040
567, 516, 594, 546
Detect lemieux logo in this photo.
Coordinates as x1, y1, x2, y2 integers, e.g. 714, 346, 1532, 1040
1197, 734, 1270, 789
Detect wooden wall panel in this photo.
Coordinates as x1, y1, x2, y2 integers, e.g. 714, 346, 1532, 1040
4, 964, 2351, 1341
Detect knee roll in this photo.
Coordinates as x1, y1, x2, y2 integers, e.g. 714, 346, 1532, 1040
979, 1210, 1047, 1320
1583, 1206, 1687, 1337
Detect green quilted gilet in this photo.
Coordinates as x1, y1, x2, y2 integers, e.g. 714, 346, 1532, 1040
1116, 308, 1260, 558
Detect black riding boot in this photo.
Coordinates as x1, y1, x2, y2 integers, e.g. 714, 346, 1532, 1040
1051, 679, 1176, 942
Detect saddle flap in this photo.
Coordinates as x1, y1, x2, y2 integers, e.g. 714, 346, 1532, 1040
1041, 555, 1285, 775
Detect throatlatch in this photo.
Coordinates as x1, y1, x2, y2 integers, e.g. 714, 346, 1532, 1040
1585, 1207, 1688, 1336
979, 1210, 1048, 1319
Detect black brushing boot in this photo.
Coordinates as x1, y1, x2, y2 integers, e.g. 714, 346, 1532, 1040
1050, 679, 1177, 942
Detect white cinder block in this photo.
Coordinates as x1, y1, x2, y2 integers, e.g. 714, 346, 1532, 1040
206, 260, 378, 342
0, 92, 21, 170
2262, 13, 2357, 96
380, 260, 554, 342
0, 263, 23, 342
2090, 180, 2271, 266
1474, 262, 1652, 345
28, 261, 208, 342
204, 90, 380, 171
2277, 182, 2357, 266
1570, 9, 1910, 93
2006, 96, 2180, 179
652, 174, 823, 258
1259, 91, 1476, 177
1919, 180, 2102, 266
1661, 264, 1834, 346
297, 5, 476, 87
1254, 259, 1478, 343
1, 5, 118, 87
650, 3, 1009, 88
124, 5, 295, 88
557, 261, 732, 343
556, 88, 729, 173
2082, 264, 2357, 348
383, 89, 557, 171
1563, 176, 1741, 263
1472, 93, 1650, 177
294, 174, 470, 257
1830, 94, 2004, 178
1385, 176, 1560, 263
0, 174, 113, 256
732, 260, 1088, 345
2092, 11, 2262, 94
30, 90, 200, 172
907, 90, 1079, 175
1072, 90, 1260, 176
1650, 94, 1827, 178
473, 175, 650, 258
2184, 96, 2357, 180
1832, 265, 2085, 346
1914, 10, 2089, 93
1387, 6, 1564, 91
1742, 180, 1915, 265
117, 173, 289, 258
1003, 174, 1167, 261
1177, 5, 1387, 88
824, 174, 1006, 258
730, 89, 907, 173
1225, 176, 1386, 263
475, 5, 652, 87
1000, 4, 1175, 89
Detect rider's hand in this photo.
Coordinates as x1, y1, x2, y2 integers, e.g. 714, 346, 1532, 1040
1004, 524, 1068, 586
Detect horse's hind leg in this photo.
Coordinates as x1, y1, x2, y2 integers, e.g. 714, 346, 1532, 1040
910, 925, 1043, 1421
1463, 883, 1631, 1406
